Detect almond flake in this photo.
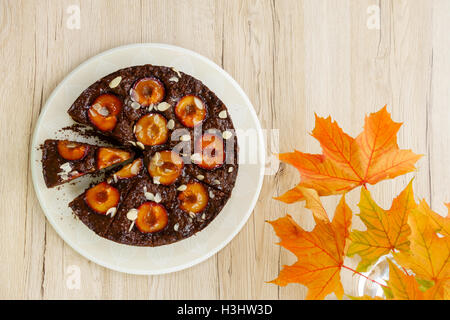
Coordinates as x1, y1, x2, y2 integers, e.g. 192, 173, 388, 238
171, 67, 181, 78
168, 76, 179, 82
131, 101, 140, 110
228, 167, 234, 173
167, 119, 175, 130
136, 141, 145, 150
189, 211, 196, 219
209, 191, 215, 199
130, 161, 141, 175
113, 174, 118, 183
106, 207, 117, 217
128, 140, 136, 147
148, 104, 154, 111
201, 213, 206, 220
191, 153, 202, 162
126, 209, 138, 221
128, 221, 135, 232
60, 174, 69, 181
69, 170, 79, 176
109, 76, 122, 88
180, 134, 191, 141
177, 184, 187, 191
222, 130, 233, 140
60, 162, 72, 172
157, 102, 171, 111
218, 110, 228, 119
154, 193, 162, 203
145, 192, 155, 201
143, 186, 147, 193
194, 97, 204, 109
106, 177, 113, 184
93, 103, 109, 116
153, 176, 161, 185
196, 174, 204, 180
212, 179, 220, 185
173, 223, 179, 231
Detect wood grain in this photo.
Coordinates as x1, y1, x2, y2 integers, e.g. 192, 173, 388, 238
0, 0, 448, 299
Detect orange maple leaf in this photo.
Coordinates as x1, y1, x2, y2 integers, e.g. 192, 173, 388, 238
416, 200, 450, 237
347, 180, 416, 272
394, 204, 450, 299
385, 259, 425, 300
275, 106, 422, 203
268, 188, 352, 299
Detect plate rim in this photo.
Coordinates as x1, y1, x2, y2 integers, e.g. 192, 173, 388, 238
30, 43, 265, 275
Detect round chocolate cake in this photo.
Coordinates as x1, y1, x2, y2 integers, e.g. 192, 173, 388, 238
42, 64, 238, 246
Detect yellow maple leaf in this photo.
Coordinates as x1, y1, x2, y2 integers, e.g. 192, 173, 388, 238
416, 200, 450, 237
347, 180, 416, 272
268, 188, 352, 299
386, 259, 425, 300
394, 205, 450, 299
275, 106, 422, 203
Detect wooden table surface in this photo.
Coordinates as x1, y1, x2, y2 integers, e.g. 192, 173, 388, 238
1, 0, 449, 299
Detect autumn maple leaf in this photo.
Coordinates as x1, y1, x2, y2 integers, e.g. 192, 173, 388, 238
384, 259, 426, 300
347, 180, 416, 272
268, 187, 352, 299
416, 200, 450, 237
275, 106, 422, 203
394, 205, 450, 299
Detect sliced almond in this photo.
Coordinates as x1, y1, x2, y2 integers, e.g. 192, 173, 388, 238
180, 134, 191, 141
188, 211, 196, 219
191, 153, 202, 162
201, 213, 206, 220
168, 76, 179, 82
69, 170, 79, 176
128, 221, 135, 232
145, 192, 155, 201
128, 140, 137, 147
212, 179, 220, 186
218, 110, 228, 119
131, 101, 140, 110
153, 176, 161, 185
171, 67, 181, 78
136, 141, 145, 150
177, 184, 187, 191
196, 174, 204, 180
106, 207, 117, 217
148, 104, 154, 111
228, 167, 234, 173
209, 191, 215, 199
154, 193, 162, 203
167, 119, 175, 130
130, 161, 141, 175
157, 102, 171, 111
60, 162, 72, 172
109, 76, 122, 88
222, 130, 233, 140
126, 208, 138, 221
173, 223, 179, 231
194, 97, 204, 109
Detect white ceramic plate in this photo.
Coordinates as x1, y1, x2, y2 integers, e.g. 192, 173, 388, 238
30, 43, 265, 275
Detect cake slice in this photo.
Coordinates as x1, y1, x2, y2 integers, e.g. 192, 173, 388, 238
41, 139, 134, 188
68, 158, 144, 236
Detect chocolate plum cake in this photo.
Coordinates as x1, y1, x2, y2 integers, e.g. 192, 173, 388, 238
43, 64, 239, 246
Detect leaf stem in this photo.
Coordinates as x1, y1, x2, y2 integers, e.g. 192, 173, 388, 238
342, 265, 388, 289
